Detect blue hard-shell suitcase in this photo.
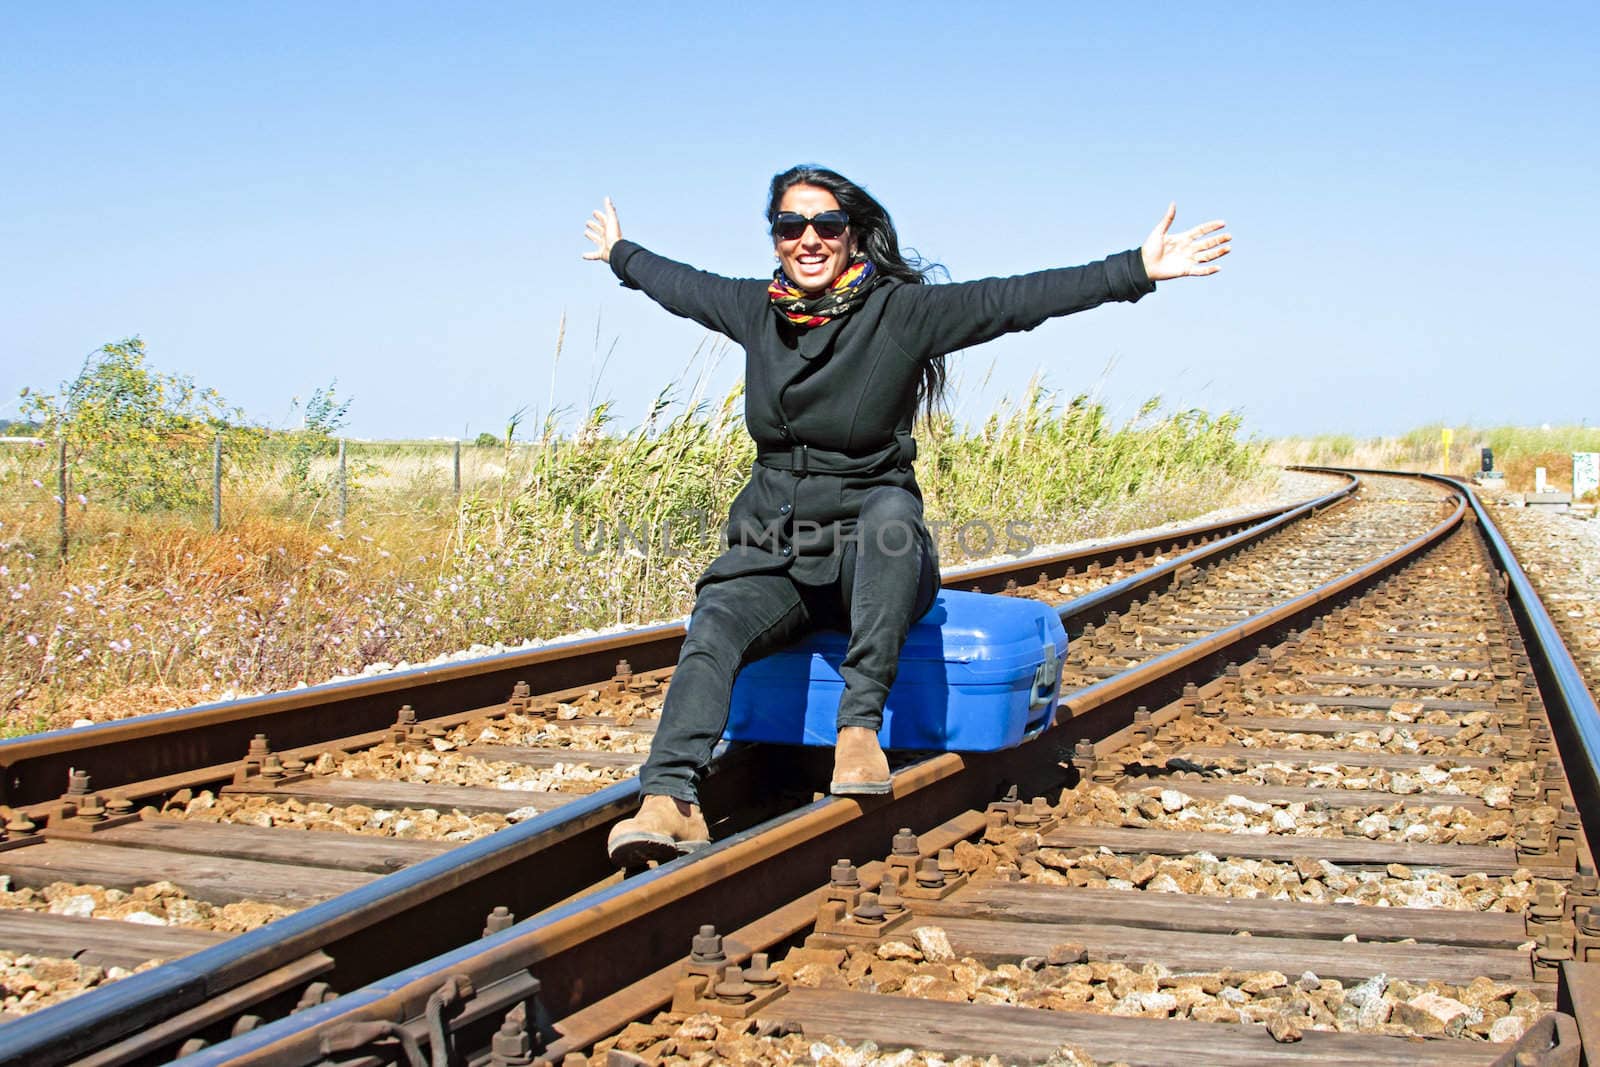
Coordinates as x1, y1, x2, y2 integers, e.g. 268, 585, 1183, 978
722, 589, 1067, 751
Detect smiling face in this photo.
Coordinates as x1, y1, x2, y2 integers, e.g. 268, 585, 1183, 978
774, 184, 858, 296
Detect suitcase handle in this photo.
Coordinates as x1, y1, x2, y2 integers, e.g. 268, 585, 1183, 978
1029, 641, 1061, 711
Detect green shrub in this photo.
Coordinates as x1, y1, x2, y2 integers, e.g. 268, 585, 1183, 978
20, 338, 256, 512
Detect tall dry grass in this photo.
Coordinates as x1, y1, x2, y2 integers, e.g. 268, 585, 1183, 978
1, 386, 1265, 734
1266, 424, 1600, 496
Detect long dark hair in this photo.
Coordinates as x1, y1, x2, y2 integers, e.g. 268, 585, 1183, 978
766, 164, 949, 417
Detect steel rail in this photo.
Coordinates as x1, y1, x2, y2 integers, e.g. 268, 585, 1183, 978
0, 484, 1353, 810
177, 478, 1463, 1067
1457, 476, 1600, 865
0, 482, 1358, 1065
1314, 468, 1600, 863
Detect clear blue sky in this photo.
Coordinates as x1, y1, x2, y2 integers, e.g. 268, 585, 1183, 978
3, 3, 1596, 440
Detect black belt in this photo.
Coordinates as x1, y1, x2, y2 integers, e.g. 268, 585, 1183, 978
756, 433, 916, 477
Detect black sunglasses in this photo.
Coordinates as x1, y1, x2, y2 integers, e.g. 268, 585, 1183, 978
771, 210, 850, 241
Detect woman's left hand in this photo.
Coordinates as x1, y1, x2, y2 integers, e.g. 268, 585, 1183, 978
1141, 203, 1231, 281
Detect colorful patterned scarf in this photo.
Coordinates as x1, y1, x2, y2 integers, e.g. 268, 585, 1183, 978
768, 257, 879, 328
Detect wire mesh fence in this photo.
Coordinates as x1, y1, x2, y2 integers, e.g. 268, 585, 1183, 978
0, 435, 480, 560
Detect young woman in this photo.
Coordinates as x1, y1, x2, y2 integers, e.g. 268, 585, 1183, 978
585, 165, 1229, 866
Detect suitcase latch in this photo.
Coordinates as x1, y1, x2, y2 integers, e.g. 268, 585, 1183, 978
1030, 642, 1060, 710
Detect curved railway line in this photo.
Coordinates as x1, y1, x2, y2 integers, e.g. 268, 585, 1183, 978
0, 469, 1595, 1065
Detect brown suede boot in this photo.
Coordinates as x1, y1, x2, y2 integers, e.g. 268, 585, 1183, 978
830, 726, 892, 795
607, 794, 710, 867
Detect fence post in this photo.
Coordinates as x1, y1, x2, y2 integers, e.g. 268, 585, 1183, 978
57, 438, 68, 562
212, 434, 223, 532
453, 440, 461, 495
338, 439, 348, 521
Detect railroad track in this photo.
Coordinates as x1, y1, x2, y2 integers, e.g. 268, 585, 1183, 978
0, 478, 1348, 1059
2, 470, 1596, 1064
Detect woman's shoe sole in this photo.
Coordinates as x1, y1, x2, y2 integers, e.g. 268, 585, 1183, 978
607, 831, 710, 868
829, 780, 893, 796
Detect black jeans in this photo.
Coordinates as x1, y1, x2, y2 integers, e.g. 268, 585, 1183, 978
640, 486, 941, 805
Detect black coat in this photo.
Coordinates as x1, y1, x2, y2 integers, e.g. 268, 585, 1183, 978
609, 239, 1155, 590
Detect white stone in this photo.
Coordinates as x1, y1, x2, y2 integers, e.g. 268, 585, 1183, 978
1113, 990, 1177, 1015
914, 926, 956, 962
53, 894, 96, 918
1489, 1014, 1528, 1042
1160, 789, 1191, 812
1225, 794, 1270, 815
123, 911, 168, 926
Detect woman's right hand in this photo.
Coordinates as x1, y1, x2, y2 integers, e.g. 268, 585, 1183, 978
582, 197, 622, 262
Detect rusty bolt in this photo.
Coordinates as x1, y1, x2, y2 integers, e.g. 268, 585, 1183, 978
714, 965, 755, 1002
879, 874, 906, 913
744, 952, 779, 987
690, 924, 725, 965
891, 827, 918, 857
394, 706, 417, 727
483, 905, 514, 938
1091, 759, 1124, 784
106, 796, 132, 817
1534, 933, 1574, 980
1256, 645, 1273, 665
247, 734, 271, 760
830, 859, 861, 889
938, 848, 960, 877
284, 755, 307, 774
66, 769, 92, 797
260, 754, 285, 780
1530, 883, 1564, 925
4, 811, 37, 836
76, 793, 106, 822
489, 1009, 533, 1065
916, 857, 946, 890
1133, 707, 1153, 738
853, 892, 887, 923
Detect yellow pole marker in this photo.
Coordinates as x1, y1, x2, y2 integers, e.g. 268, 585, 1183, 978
1441, 427, 1454, 474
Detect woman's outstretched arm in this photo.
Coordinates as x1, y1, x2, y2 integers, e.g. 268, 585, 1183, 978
888, 204, 1230, 358
582, 197, 763, 342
